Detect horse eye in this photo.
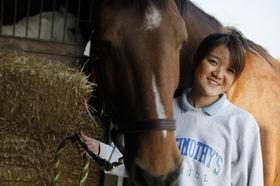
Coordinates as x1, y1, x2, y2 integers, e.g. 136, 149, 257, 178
94, 40, 112, 56
97, 40, 112, 52
102, 40, 112, 50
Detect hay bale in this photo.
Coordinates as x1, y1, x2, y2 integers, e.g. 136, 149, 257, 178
0, 52, 106, 186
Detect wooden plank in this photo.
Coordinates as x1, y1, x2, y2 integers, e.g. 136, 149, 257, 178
0, 35, 87, 66
0, 35, 85, 58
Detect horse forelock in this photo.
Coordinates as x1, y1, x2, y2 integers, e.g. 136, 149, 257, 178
144, 3, 163, 31
118, 0, 168, 10
95, 0, 168, 10
92, 0, 168, 30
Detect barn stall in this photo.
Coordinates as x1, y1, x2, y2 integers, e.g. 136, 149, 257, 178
0, 0, 106, 185
0, 0, 95, 65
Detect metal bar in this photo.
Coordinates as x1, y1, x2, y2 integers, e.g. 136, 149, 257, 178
76, 0, 82, 42
38, 0, 44, 39
88, 0, 95, 38
63, 0, 69, 42
13, 0, 18, 36
0, 0, 4, 34
25, 0, 31, 38
51, 0, 57, 40
89, 0, 94, 21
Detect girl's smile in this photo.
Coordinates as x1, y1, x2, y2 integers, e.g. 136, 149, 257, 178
190, 45, 236, 107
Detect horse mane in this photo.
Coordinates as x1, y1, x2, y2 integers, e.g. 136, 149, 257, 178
175, 0, 188, 17
186, 0, 223, 29
223, 26, 274, 64
245, 39, 274, 63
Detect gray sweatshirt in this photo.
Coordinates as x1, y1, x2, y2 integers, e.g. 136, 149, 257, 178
99, 89, 264, 186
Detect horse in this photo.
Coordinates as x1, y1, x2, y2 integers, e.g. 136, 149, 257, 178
176, 1, 280, 185
1, 8, 84, 43
90, 0, 187, 185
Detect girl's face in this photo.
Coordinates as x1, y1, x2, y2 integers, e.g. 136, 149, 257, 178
193, 45, 236, 98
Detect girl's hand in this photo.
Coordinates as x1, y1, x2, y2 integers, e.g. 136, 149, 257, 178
77, 131, 100, 156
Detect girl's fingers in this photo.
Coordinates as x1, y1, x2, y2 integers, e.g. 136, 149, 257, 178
79, 131, 100, 155
88, 144, 99, 154
85, 141, 97, 147
80, 131, 93, 141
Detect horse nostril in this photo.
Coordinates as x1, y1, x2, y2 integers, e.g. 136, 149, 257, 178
133, 165, 162, 186
132, 163, 182, 186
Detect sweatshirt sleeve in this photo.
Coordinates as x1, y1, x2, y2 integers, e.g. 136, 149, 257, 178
231, 116, 264, 186
99, 142, 128, 178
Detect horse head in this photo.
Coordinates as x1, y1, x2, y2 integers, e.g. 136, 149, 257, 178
91, 0, 187, 185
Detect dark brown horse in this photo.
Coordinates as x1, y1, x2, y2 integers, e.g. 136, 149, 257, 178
90, 0, 187, 185
177, 1, 280, 185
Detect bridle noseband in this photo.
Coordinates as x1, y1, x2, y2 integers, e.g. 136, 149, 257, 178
118, 119, 176, 133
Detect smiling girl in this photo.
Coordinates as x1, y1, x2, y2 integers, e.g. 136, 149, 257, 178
79, 30, 264, 186
175, 30, 263, 185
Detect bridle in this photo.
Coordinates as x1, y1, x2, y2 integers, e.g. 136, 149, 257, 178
91, 44, 176, 134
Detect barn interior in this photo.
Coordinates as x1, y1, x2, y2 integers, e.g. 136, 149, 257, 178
0, 0, 107, 185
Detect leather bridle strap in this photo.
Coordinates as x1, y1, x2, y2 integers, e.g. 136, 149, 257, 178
118, 119, 176, 133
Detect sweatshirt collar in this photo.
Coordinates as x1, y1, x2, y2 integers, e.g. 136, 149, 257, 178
180, 89, 227, 116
